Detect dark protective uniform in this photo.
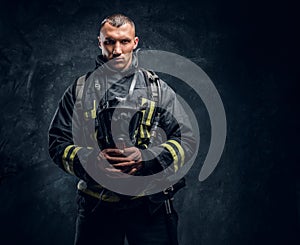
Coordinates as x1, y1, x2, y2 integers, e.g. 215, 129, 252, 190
48, 53, 196, 245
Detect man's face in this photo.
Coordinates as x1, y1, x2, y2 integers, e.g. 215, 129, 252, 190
98, 22, 139, 71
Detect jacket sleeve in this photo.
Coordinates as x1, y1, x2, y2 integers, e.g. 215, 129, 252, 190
142, 80, 197, 175
48, 78, 98, 181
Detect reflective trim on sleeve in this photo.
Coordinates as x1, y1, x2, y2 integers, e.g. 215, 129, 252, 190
161, 143, 179, 172
62, 145, 75, 175
69, 146, 83, 162
63, 145, 74, 161
167, 139, 185, 167
62, 145, 83, 175
67, 146, 83, 175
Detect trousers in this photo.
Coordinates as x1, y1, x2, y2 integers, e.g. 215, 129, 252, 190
74, 191, 178, 245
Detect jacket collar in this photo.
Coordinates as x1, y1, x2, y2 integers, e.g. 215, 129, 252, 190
95, 52, 138, 77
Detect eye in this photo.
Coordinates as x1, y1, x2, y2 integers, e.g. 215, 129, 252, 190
104, 39, 115, 45
121, 39, 130, 44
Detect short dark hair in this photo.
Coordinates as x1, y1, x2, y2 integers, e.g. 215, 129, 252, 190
100, 14, 135, 31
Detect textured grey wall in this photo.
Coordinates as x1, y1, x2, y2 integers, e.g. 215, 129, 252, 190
0, 0, 299, 244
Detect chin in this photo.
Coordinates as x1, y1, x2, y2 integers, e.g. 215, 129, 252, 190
113, 64, 126, 70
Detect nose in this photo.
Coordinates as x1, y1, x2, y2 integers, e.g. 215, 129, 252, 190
113, 42, 122, 56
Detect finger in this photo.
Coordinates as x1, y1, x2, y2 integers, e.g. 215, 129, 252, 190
113, 161, 136, 168
127, 152, 142, 161
102, 148, 122, 153
104, 167, 122, 173
118, 161, 142, 173
123, 147, 135, 153
101, 148, 124, 157
105, 155, 133, 162
123, 147, 139, 155
123, 148, 142, 161
100, 150, 128, 160
99, 151, 110, 160
127, 167, 138, 175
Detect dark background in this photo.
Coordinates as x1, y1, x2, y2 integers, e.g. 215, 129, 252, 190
0, 0, 299, 244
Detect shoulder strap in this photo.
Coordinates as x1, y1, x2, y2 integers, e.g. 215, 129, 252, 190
75, 70, 161, 113
140, 69, 161, 106
75, 74, 86, 110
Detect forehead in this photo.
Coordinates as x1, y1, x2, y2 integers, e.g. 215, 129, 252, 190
100, 23, 135, 39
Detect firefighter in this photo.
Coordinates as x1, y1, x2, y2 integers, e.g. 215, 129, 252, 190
48, 13, 196, 245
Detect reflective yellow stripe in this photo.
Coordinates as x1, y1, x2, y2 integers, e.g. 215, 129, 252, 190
140, 98, 155, 126
69, 146, 82, 162
139, 98, 155, 138
144, 125, 150, 138
140, 121, 150, 139
140, 128, 144, 138
168, 140, 185, 167
91, 100, 97, 119
145, 101, 155, 126
162, 143, 179, 172
140, 110, 145, 138
141, 97, 147, 106
63, 145, 74, 161
68, 147, 83, 175
62, 145, 74, 173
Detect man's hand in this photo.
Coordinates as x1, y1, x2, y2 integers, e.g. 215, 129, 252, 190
98, 147, 142, 175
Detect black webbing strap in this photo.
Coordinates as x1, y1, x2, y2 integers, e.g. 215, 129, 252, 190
140, 69, 161, 105
75, 74, 86, 110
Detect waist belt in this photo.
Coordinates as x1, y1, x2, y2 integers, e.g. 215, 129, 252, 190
77, 180, 141, 203
77, 178, 186, 203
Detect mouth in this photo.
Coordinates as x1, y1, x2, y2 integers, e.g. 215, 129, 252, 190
113, 57, 124, 62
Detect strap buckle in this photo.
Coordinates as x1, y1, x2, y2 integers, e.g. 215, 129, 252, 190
163, 185, 174, 195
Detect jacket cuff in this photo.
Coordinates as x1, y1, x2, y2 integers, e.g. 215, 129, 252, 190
141, 149, 164, 175
72, 147, 99, 183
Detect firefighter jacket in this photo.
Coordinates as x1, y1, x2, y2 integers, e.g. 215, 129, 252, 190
48, 54, 196, 202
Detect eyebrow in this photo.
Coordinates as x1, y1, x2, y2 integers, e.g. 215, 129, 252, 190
104, 37, 114, 40
104, 37, 132, 42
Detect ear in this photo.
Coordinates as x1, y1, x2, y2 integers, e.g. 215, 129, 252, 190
133, 36, 139, 49
98, 36, 102, 49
